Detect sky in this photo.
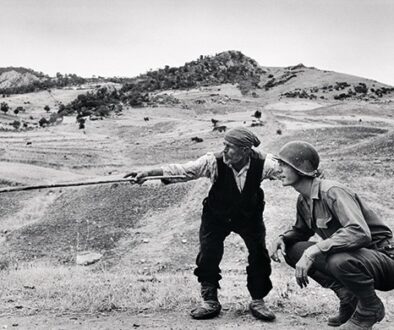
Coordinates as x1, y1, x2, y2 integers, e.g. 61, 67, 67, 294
1, 0, 394, 85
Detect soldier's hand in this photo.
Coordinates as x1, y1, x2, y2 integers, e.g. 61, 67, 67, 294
270, 236, 286, 263
295, 253, 314, 288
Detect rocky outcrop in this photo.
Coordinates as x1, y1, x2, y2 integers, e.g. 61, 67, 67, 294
0, 70, 41, 89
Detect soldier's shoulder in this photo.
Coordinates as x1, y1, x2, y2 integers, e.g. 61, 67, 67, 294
319, 179, 350, 194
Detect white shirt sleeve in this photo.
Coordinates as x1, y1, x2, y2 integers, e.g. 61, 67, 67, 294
161, 152, 218, 183
262, 153, 281, 180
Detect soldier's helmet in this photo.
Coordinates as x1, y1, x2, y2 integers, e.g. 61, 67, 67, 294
277, 141, 320, 177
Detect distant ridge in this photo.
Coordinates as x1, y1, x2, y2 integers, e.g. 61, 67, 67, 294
0, 66, 47, 77
0, 67, 86, 95
56, 50, 394, 119
1, 51, 393, 123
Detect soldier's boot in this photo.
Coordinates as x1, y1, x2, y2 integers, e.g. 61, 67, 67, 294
190, 282, 221, 320
328, 287, 358, 327
249, 299, 276, 321
338, 293, 385, 330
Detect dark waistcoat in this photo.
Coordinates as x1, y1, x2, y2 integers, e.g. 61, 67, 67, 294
204, 151, 265, 224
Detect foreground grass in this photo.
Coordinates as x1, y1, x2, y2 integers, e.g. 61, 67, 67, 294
1, 259, 393, 325
0, 260, 336, 320
0, 262, 199, 315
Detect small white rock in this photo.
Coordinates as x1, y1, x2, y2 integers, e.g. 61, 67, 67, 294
76, 251, 103, 266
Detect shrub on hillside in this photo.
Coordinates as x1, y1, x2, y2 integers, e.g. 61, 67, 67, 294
14, 106, 25, 114
11, 120, 21, 130
39, 117, 49, 127
1, 102, 9, 114
354, 83, 368, 94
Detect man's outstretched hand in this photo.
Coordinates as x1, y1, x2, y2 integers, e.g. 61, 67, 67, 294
123, 172, 137, 179
123, 171, 148, 184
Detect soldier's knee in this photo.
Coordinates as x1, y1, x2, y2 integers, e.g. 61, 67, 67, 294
283, 243, 303, 267
326, 253, 352, 274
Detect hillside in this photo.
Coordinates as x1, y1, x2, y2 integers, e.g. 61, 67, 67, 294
0, 69, 42, 90
1, 52, 393, 132
0, 67, 86, 95
260, 64, 394, 102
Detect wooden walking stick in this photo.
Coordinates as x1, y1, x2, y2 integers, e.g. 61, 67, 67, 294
0, 175, 186, 194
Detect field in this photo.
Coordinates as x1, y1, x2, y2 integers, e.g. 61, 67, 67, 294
0, 84, 393, 329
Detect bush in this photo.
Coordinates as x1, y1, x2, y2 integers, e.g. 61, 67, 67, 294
39, 117, 49, 127
354, 83, 368, 94
11, 120, 21, 130
1, 102, 9, 114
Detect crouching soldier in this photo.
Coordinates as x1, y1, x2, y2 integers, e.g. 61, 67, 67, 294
125, 127, 277, 321
271, 141, 394, 330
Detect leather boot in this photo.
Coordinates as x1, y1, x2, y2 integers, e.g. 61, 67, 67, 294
249, 299, 276, 321
328, 287, 358, 327
338, 294, 385, 330
190, 282, 221, 320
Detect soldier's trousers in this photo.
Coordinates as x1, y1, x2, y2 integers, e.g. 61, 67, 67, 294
285, 241, 394, 295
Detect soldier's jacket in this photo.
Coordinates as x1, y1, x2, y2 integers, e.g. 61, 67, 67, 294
281, 178, 393, 255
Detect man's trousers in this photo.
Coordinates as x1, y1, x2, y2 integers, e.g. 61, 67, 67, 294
194, 209, 273, 299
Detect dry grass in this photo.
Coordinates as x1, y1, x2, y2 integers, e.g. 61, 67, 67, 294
0, 262, 197, 315
0, 260, 333, 320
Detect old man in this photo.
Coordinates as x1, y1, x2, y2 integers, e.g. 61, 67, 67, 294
125, 127, 277, 321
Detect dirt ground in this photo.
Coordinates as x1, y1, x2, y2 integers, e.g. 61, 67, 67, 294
1, 85, 394, 329
1, 311, 393, 330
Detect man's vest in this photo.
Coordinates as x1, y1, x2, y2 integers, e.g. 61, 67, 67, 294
204, 151, 265, 224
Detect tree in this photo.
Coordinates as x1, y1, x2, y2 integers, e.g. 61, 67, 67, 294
1, 102, 9, 114
77, 117, 86, 129
11, 120, 21, 130
15, 106, 25, 114
44, 105, 51, 112
39, 117, 49, 127
253, 110, 262, 119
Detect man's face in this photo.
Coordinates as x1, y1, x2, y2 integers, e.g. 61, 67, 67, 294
278, 161, 300, 186
223, 140, 248, 166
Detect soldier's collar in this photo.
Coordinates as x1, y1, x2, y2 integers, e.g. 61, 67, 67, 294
311, 178, 321, 200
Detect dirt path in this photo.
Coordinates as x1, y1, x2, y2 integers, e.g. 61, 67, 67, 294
1, 311, 392, 329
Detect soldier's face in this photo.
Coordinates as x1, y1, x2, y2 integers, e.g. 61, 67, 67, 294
278, 161, 300, 186
223, 141, 247, 165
